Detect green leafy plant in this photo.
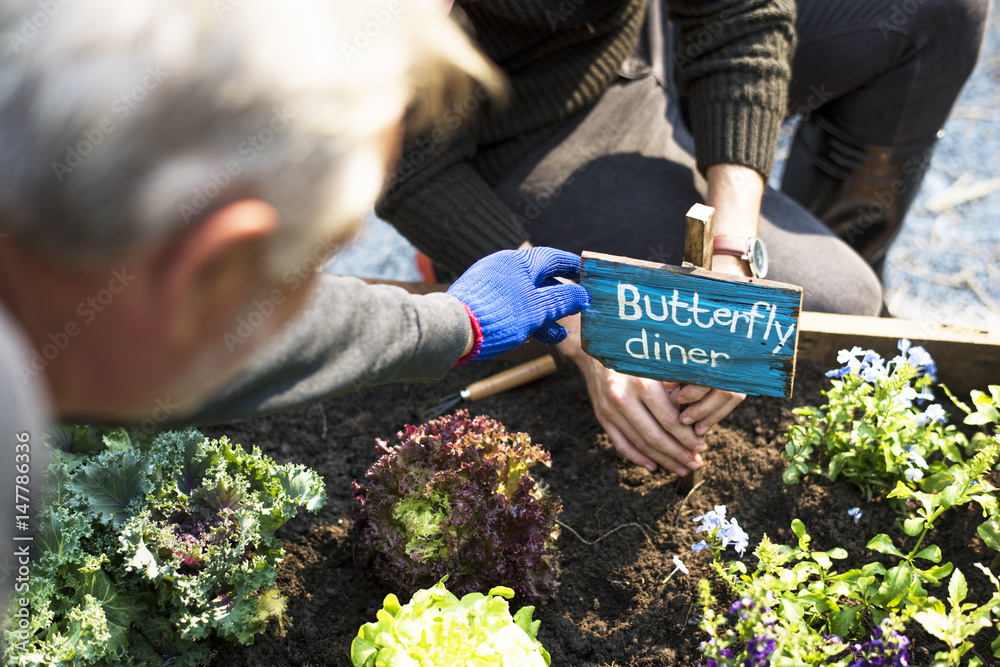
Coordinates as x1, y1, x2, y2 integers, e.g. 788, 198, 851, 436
693, 511, 1000, 666
353, 410, 561, 604
2, 427, 325, 667
692, 343, 1000, 666
350, 577, 550, 667
942, 384, 1000, 570
913, 565, 1000, 667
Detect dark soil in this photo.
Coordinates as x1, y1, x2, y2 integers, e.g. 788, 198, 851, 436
203, 354, 997, 667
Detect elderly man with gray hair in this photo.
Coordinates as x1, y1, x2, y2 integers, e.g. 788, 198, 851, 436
0, 0, 590, 613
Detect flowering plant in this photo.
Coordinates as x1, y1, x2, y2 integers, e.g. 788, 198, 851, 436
783, 340, 968, 505
692, 344, 1000, 666
693, 509, 1000, 666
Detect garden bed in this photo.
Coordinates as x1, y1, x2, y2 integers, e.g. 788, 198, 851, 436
203, 354, 996, 666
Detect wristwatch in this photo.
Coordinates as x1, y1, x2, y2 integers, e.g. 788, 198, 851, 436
713, 236, 769, 279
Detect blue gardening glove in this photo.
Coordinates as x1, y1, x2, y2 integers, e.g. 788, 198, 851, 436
446, 247, 591, 361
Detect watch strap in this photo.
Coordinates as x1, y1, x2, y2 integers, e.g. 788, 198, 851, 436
712, 236, 749, 257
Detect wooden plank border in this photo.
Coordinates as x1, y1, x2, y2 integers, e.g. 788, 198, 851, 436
797, 312, 1000, 396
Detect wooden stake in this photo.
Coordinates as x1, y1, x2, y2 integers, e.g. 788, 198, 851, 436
677, 204, 715, 495
683, 203, 714, 270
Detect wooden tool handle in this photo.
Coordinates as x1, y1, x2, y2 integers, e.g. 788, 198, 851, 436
466, 355, 558, 402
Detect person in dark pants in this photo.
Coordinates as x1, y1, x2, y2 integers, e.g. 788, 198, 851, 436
378, 0, 987, 477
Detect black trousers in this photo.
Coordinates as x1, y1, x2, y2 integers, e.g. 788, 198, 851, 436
491, 0, 987, 315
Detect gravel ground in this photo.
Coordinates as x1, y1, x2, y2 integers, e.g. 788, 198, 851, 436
880, 1, 1000, 329
329, 4, 1000, 329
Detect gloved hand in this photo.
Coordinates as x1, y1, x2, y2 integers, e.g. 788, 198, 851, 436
446, 247, 591, 361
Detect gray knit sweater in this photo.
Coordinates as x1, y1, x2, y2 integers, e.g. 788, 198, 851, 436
183, 275, 471, 424
377, 0, 796, 276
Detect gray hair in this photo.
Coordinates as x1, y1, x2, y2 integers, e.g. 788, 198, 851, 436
0, 0, 498, 274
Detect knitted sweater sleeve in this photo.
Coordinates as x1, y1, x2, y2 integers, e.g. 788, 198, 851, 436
178, 274, 472, 425
669, 0, 796, 178
377, 0, 646, 277
376, 130, 529, 277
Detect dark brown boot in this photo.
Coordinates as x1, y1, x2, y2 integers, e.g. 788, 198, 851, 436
780, 114, 938, 271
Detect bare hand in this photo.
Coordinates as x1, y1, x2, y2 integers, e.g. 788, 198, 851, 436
558, 313, 721, 474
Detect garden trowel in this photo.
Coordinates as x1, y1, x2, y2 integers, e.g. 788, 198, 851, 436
421, 354, 557, 421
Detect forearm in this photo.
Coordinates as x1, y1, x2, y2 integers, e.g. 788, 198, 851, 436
706, 163, 763, 277
379, 162, 528, 276
180, 275, 472, 425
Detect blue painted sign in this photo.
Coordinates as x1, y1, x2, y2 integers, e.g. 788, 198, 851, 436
580, 252, 803, 397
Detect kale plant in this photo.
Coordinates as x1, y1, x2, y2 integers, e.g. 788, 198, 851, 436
1, 427, 325, 667
353, 410, 561, 604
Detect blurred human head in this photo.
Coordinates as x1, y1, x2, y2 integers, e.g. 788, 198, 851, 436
0, 0, 499, 421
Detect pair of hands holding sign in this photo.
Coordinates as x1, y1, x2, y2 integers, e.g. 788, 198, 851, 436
563, 167, 800, 477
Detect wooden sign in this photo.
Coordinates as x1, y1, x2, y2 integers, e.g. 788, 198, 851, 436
580, 251, 803, 397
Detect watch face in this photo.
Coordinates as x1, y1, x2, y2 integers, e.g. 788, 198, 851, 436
748, 237, 768, 278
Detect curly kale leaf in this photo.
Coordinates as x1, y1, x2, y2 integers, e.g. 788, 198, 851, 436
3, 427, 325, 667
70, 448, 152, 525
176, 433, 217, 496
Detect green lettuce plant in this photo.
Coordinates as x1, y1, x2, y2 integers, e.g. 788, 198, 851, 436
1, 427, 325, 667
353, 410, 561, 604
351, 577, 550, 667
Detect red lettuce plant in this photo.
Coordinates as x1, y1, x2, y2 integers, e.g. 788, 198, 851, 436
353, 410, 561, 604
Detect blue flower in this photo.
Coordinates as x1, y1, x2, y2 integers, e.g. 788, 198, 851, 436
849, 618, 910, 667
692, 507, 750, 557
915, 403, 946, 426
861, 361, 889, 384
904, 467, 924, 482
693, 505, 727, 532
892, 387, 917, 410
906, 449, 928, 470
730, 597, 753, 615
925, 403, 946, 423
719, 518, 749, 557
847, 507, 863, 524
838, 346, 866, 366
828, 346, 869, 377
862, 349, 884, 367
906, 345, 935, 371
745, 634, 776, 667
897, 339, 937, 380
